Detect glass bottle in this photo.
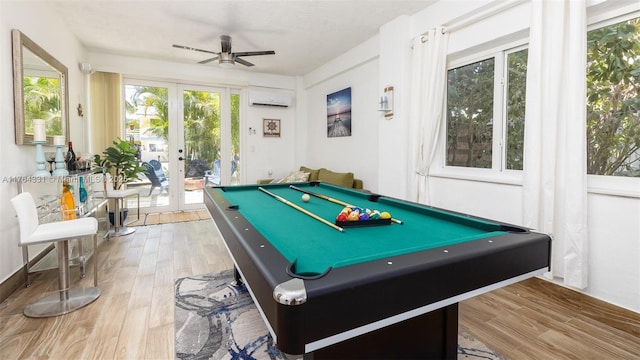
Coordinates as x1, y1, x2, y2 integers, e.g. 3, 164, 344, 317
65, 141, 76, 172
60, 180, 76, 220
78, 176, 88, 203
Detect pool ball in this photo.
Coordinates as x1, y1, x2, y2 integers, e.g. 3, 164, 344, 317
302, 194, 310, 202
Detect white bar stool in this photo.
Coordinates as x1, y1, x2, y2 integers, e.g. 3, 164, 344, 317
11, 192, 100, 318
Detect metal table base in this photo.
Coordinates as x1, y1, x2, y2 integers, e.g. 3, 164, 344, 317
107, 195, 136, 238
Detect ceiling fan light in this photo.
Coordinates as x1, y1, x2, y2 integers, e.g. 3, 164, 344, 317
219, 60, 234, 69
219, 52, 234, 68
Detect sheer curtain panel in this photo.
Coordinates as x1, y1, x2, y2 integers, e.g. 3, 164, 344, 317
523, 0, 589, 289
409, 27, 449, 204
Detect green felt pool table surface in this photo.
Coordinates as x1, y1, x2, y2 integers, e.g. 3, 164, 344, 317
214, 182, 508, 275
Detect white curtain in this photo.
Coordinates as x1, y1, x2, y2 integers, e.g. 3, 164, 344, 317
523, 0, 589, 289
409, 27, 449, 204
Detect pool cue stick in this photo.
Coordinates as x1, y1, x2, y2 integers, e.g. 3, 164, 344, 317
258, 187, 344, 232
289, 185, 403, 224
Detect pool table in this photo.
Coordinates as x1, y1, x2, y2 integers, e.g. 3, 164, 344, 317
204, 182, 551, 359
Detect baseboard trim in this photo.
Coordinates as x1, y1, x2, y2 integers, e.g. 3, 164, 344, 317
0, 244, 55, 304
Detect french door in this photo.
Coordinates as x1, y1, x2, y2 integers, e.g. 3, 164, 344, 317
124, 79, 241, 213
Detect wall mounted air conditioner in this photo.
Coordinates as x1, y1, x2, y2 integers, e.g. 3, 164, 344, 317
248, 87, 292, 108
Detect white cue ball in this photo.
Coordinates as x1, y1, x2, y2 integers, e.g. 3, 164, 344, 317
302, 194, 310, 202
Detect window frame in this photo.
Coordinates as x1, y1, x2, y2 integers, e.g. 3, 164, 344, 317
431, 40, 528, 186
586, 8, 640, 198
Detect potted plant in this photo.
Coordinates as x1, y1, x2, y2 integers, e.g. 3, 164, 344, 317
93, 138, 146, 224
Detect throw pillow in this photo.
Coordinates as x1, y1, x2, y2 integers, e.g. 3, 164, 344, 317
299, 166, 320, 181
278, 170, 310, 183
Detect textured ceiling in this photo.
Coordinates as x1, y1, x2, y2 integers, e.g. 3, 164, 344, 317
50, 0, 436, 76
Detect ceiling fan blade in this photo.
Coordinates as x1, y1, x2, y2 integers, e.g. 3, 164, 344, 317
234, 50, 276, 57
234, 57, 255, 67
172, 44, 219, 55
220, 35, 232, 53
198, 56, 219, 64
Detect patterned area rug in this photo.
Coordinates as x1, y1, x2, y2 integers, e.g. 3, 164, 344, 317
175, 270, 507, 360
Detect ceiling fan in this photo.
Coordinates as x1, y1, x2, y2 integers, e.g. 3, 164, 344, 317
173, 35, 275, 67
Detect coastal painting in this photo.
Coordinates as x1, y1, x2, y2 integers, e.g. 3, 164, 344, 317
327, 87, 352, 137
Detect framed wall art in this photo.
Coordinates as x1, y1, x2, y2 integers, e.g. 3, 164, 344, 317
263, 118, 281, 137
327, 87, 352, 137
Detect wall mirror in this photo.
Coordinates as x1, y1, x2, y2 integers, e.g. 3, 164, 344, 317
12, 29, 69, 145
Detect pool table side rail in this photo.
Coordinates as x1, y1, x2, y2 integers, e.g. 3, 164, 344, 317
286, 230, 551, 350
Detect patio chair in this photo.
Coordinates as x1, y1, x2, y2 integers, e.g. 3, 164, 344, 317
205, 159, 237, 186
142, 160, 169, 196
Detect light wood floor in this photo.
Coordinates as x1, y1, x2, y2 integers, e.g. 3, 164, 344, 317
1, 214, 639, 359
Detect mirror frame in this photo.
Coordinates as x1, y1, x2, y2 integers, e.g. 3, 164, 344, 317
12, 29, 69, 145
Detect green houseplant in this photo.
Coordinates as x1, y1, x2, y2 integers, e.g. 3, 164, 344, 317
93, 138, 145, 190
93, 138, 146, 225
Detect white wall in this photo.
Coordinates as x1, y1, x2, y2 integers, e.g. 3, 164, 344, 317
0, 1, 87, 283
301, 37, 381, 190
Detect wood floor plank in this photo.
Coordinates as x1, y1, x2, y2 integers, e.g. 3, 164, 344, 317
86, 293, 130, 340
113, 307, 149, 360
137, 250, 158, 277
145, 323, 175, 359
128, 275, 155, 310
81, 336, 118, 360
0, 330, 37, 359
154, 260, 175, 288
149, 285, 174, 328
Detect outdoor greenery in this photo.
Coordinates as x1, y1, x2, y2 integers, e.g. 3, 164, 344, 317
23, 76, 62, 136
587, 17, 640, 177
126, 86, 240, 178
446, 58, 495, 168
505, 49, 528, 170
182, 90, 221, 162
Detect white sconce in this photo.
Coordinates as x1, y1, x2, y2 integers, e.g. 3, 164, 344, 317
378, 85, 394, 119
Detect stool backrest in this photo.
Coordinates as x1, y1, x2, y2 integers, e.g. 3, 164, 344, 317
90, 173, 118, 196
11, 192, 40, 244
89, 173, 107, 196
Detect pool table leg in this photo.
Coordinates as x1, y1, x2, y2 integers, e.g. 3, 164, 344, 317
231, 267, 243, 287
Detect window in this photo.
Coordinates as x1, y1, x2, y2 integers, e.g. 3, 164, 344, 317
505, 49, 528, 170
446, 47, 528, 172
586, 16, 640, 177
446, 58, 495, 168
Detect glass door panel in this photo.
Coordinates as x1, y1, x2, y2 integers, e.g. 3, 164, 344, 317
182, 88, 221, 206
230, 93, 240, 185
124, 83, 172, 211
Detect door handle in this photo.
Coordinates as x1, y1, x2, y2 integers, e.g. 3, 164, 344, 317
178, 157, 184, 161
